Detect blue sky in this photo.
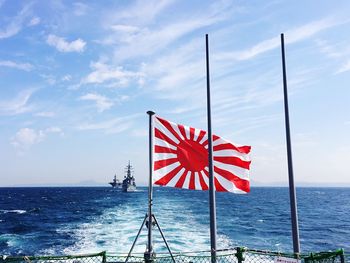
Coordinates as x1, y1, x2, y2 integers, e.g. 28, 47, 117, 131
1, 0, 349, 186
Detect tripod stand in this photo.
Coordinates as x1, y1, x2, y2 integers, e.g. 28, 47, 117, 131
125, 213, 175, 263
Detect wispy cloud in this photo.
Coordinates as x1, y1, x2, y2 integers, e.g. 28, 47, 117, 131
336, 60, 350, 74
113, 15, 227, 61
28, 16, 40, 26
315, 39, 342, 58
45, 127, 63, 134
79, 93, 114, 112
216, 17, 345, 61
0, 89, 35, 115
106, 0, 175, 26
0, 2, 33, 39
98, 1, 232, 61
314, 39, 350, 74
46, 34, 86, 53
110, 24, 140, 34
81, 61, 144, 87
62, 74, 72, 81
0, 60, 33, 71
223, 114, 282, 137
138, 17, 334, 129
77, 114, 141, 134
34, 111, 55, 118
11, 127, 63, 150
39, 74, 56, 85
142, 38, 204, 96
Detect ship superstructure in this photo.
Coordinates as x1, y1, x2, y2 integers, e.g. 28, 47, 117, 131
109, 175, 121, 188
122, 161, 136, 192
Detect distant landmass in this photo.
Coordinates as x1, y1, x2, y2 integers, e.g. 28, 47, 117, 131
2, 180, 350, 187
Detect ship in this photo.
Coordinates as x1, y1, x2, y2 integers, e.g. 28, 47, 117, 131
109, 175, 121, 188
122, 161, 137, 192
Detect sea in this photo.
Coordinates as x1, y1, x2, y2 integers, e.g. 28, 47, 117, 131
0, 187, 349, 256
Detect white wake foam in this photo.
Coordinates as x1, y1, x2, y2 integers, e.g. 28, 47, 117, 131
0, 210, 27, 214
59, 201, 233, 254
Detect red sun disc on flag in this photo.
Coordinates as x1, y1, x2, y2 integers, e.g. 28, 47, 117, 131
176, 139, 207, 172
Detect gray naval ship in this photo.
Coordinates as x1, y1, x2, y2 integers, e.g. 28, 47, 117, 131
122, 161, 137, 192
109, 175, 121, 188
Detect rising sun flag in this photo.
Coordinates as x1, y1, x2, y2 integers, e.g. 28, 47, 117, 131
153, 116, 251, 193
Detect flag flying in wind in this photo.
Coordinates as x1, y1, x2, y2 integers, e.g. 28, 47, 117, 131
153, 116, 251, 193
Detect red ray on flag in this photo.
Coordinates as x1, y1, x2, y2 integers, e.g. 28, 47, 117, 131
153, 116, 251, 193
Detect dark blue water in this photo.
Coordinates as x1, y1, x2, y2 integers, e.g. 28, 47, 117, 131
0, 187, 349, 255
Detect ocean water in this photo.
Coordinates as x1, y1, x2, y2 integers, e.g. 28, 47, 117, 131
0, 187, 349, 256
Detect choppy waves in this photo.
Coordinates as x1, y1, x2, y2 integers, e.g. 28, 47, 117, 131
0, 187, 349, 255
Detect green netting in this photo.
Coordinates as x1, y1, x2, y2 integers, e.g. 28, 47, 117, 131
0, 252, 106, 263
1, 248, 346, 263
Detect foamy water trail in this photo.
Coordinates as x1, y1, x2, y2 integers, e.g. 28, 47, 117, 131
0, 210, 27, 214
60, 198, 232, 254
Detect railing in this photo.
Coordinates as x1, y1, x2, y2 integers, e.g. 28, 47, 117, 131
1, 248, 347, 263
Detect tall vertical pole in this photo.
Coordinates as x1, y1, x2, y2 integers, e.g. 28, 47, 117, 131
206, 34, 217, 263
145, 110, 155, 262
280, 33, 300, 254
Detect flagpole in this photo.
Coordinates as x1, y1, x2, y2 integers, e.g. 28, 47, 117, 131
280, 33, 301, 254
206, 34, 217, 263
145, 110, 155, 262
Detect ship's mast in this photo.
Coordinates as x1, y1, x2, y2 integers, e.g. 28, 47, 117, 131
127, 161, 131, 178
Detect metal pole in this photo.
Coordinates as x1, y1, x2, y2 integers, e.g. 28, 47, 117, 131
280, 33, 301, 254
145, 110, 155, 262
152, 215, 176, 263
206, 34, 217, 263
125, 214, 148, 263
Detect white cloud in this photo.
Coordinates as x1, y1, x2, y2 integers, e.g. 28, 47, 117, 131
28, 16, 40, 26
62, 74, 72, 81
79, 93, 114, 112
119, 95, 129, 101
11, 127, 63, 150
46, 34, 86, 53
336, 60, 350, 74
0, 89, 35, 115
45, 127, 63, 135
0, 60, 33, 71
110, 24, 140, 33
11, 128, 44, 148
81, 61, 143, 87
40, 74, 56, 85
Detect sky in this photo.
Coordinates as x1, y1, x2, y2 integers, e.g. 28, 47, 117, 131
0, 0, 349, 187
